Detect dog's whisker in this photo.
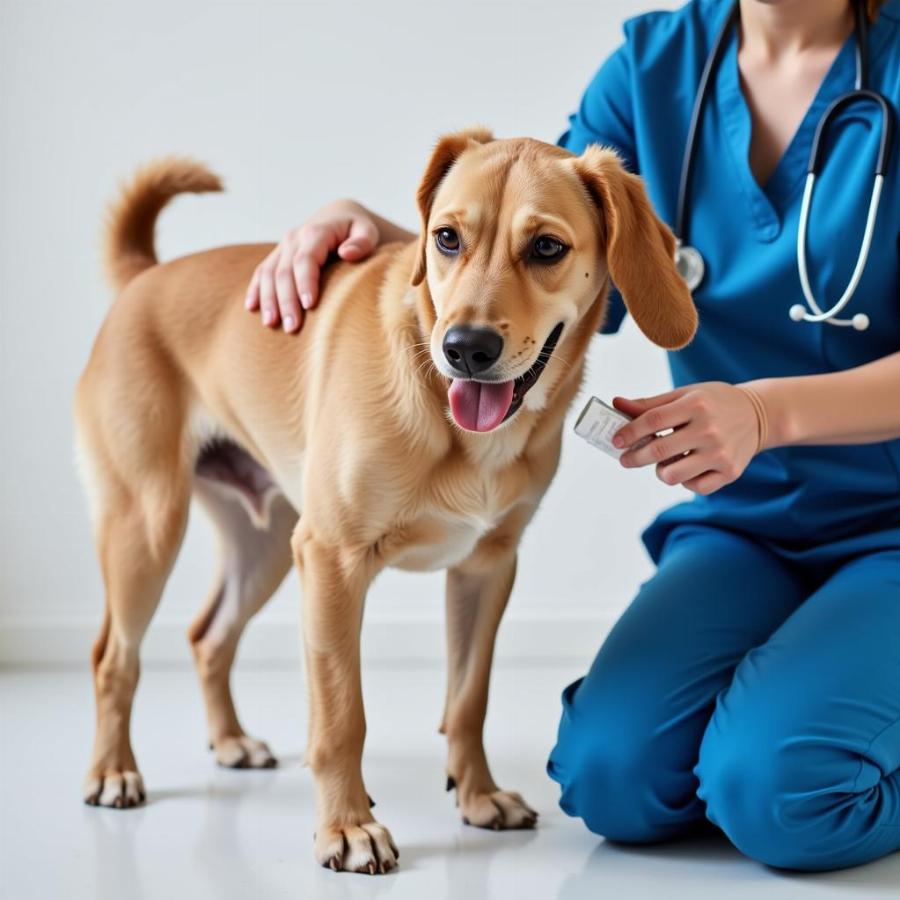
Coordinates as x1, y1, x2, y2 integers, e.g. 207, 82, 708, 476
418, 356, 443, 379
414, 358, 440, 380
409, 349, 434, 367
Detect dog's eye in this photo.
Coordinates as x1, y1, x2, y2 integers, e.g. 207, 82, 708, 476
435, 227, 461, 256
531, 235, 568, 264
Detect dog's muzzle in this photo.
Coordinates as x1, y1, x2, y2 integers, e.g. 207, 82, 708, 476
446, 322, 564, 432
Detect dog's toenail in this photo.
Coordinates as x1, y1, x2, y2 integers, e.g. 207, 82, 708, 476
446, 776, 456, 792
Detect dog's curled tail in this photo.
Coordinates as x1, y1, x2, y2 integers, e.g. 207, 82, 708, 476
103, 157, 223, 294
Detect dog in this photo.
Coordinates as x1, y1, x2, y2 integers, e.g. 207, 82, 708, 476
75, 127, 696, 874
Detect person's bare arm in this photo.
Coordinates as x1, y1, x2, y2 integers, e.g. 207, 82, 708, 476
749, 352, 900, 447
245, 199, 416, 332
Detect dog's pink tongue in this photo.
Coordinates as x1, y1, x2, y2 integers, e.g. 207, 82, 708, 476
448, 379, 515, 432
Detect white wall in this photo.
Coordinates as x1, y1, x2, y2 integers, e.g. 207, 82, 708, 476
0, 0, 685, 666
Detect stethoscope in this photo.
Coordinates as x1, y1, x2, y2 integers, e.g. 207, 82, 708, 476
673, 0, 895, 331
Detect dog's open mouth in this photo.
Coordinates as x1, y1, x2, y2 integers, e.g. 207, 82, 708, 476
447, 323, 564, 433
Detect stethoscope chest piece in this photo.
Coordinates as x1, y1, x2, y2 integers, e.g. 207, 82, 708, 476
674, 241, 705, 293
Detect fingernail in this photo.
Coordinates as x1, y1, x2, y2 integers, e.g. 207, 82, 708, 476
244, 295, 254, 310
612, 435, 624, 448
262, 309, 274, 326
300, 292, 312, 310
283, 315, 295, 331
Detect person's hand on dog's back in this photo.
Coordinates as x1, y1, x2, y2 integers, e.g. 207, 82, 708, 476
245, 199, 414, 333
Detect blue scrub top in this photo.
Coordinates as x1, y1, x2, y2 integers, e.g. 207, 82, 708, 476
560, 0, 900, 559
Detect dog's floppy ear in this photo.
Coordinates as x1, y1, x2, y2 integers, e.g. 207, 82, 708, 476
573, 145, 697, 349
411, 127, 494, 286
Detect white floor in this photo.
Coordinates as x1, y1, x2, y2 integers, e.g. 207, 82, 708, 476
2, 663, 898, 900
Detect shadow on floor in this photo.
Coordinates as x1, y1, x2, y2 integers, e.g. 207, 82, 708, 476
567, 829, 900, 895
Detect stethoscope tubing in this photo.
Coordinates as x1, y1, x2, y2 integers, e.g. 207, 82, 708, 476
806, 89, 895, 177
674, 3, 738, 247
795, 172, 883, 329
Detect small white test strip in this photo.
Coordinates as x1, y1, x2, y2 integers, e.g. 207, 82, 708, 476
573, 396, 632, 459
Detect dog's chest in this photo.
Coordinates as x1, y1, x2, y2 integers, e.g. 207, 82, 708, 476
389, 474, 511, 573
390, 511, 496, 572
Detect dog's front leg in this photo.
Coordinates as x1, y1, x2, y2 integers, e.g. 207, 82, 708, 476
441, 517, 539, 830
292, 526, 398, 874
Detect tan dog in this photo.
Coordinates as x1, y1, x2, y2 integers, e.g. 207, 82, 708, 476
75, 128, 696, 874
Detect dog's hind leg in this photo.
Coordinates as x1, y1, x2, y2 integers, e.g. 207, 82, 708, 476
82, 464, 191, 808
189, 475, 298, 769
76, 334, 196, 808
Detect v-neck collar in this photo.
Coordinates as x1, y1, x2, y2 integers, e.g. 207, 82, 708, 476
714, 21, 857, 242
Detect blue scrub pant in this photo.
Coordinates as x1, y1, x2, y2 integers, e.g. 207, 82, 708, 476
547, 524, 900, 871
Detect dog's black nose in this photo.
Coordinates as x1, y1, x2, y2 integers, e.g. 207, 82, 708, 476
442, 326, 504, 376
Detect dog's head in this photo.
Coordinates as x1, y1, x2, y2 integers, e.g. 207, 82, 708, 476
411, 128, 697, 433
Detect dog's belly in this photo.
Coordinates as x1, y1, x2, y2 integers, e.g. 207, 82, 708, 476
190, 408, 301, 524
390, 515, 494, 573
194, 438, 287, 527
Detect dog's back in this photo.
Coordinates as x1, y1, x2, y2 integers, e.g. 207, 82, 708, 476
78, 160, 417, 496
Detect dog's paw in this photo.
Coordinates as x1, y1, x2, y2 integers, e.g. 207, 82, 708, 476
212, 735, 277, 769
459, 789, 538, 830
315, 821, 399, 874
83, 769, 146, 809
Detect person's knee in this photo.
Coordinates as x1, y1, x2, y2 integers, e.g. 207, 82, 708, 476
696, 700, 871, 871
548, 680, 700, 844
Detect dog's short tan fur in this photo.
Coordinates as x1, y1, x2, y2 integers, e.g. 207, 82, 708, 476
75, 129, 696, 873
